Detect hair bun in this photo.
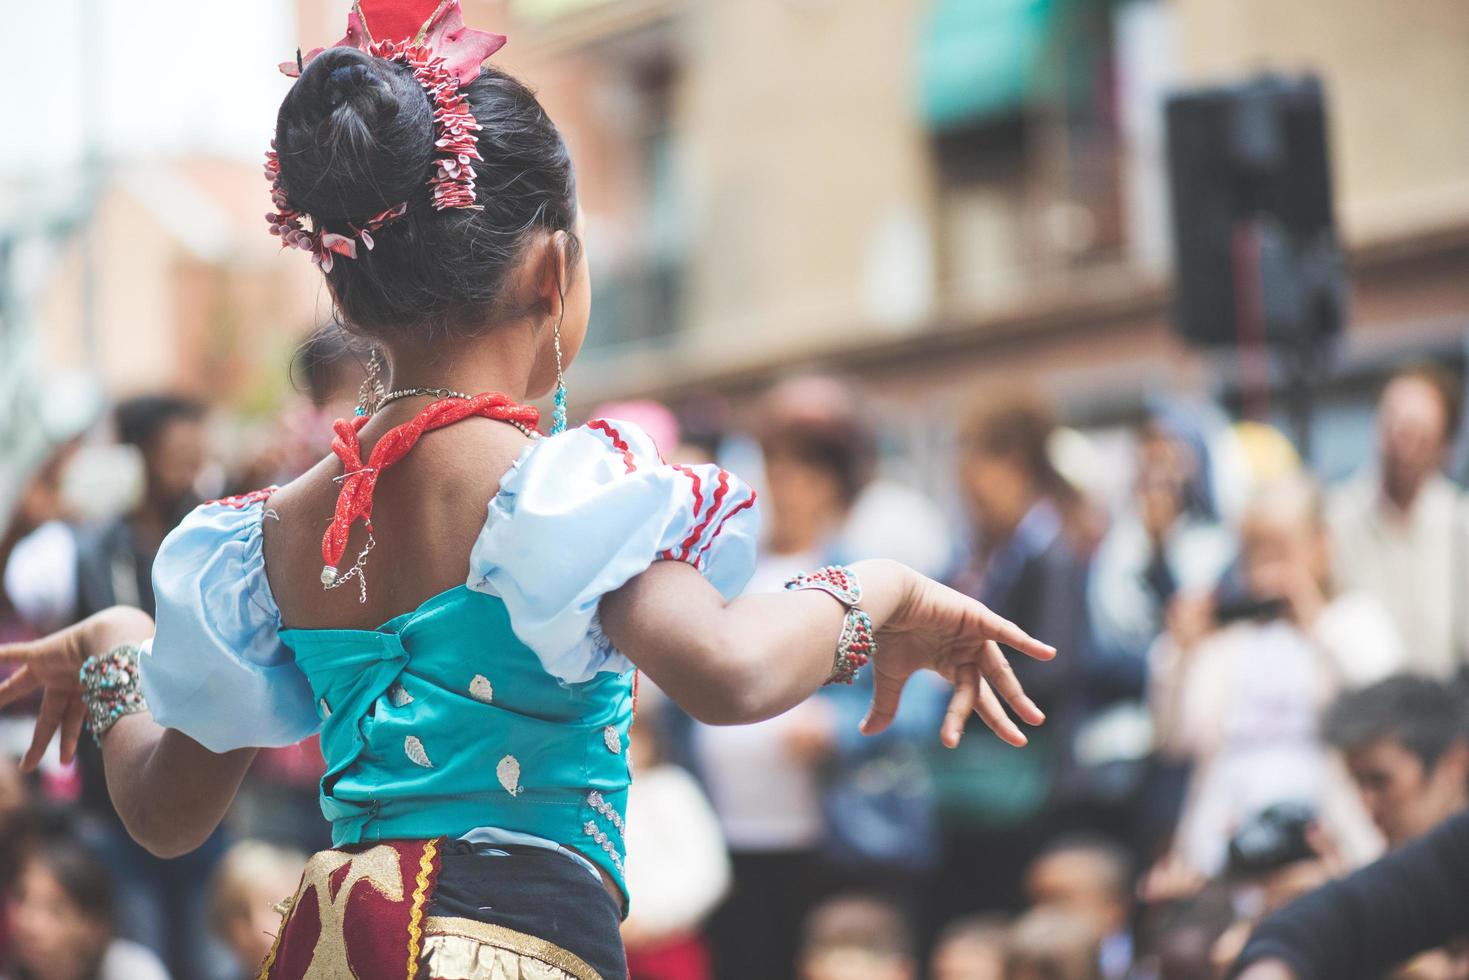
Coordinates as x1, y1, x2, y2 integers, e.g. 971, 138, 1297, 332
325, 61, 385, 113
294, 47, 400, 131
274, 47, 436, 230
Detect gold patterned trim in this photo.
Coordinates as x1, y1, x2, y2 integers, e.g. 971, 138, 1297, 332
256, 889, 295, 979
420, 916, 602, 980
405, 838, 440, 979
257, 921, 283, 980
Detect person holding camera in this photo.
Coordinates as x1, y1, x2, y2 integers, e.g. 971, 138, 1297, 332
1147, 474, 1404, 879
1230, 808, 1469, 979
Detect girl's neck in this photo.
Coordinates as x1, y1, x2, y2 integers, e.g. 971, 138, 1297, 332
380, 321, 539, 404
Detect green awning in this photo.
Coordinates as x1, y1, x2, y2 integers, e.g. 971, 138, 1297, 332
917, 0, 1056, 130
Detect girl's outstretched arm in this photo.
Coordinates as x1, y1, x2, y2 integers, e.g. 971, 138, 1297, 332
0, 607, 255, 857
600, 558, 1056, 747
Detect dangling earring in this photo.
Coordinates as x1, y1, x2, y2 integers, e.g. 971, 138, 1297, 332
551, 316, 568, 435
355, 346, 386, 417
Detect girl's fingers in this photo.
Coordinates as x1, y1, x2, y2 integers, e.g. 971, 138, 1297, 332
60, 696, 85, 766
979, 640, 1046, 727
0, 666, 38, 709
971, 605, 1056, 661
941, 662, 980, 748
23, 690, 64, 772
974, 676, 1027, 747
0, 642, 35, 663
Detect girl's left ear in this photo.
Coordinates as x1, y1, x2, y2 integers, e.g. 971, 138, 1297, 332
531, 230, 572, 320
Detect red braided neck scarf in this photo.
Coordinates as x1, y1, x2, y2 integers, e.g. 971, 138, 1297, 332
321, 393, 541, 586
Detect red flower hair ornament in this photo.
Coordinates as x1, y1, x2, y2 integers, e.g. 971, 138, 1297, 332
265, 0, 507, 270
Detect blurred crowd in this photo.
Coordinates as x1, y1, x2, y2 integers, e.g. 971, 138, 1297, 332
1, 334, 1467, 980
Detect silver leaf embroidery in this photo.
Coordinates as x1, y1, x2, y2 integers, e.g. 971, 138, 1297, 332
468, 674, 494, 705
603, 725, 622, 755
404, 736, 433, 768
497, 755, 522, 796
318, 698, 332, 719
388, 683, 413, 708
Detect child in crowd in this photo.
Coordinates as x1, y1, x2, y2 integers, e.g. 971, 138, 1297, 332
208, 841, 307, 980
930, 916, 1008, 980
4, 838, 168, 980
798, 895, 916, 980
1024, 837, 1134, 980
1004, 907, 1102, 980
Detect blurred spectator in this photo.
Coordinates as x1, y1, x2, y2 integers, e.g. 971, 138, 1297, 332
748, 376, 953, 578
666, 392, 734, 468
292, 324, 366, 421
1024, 836, 1134, 980
1004, 907, 1102, 980
1090, 402, 1238, 673
1132, 885, 1236, 980
1150, 474, 1400, 877
234, 326, 367, 490
1231, 421, 1303, 489
0, 444, 82, 641
1209, 803, 1344, 973
3, 838, 169, 980
1232, 809, 1469, 980
697, 377, 946, 980
207, 841, 304, 980
622, 698, 729, 980
1328, 366, 1469, 680
930, 915, 1008, 980
73, 395, 206, 616
936, 391, 1088, 916
1323, 675, 1469, 849
0, 754, 31, 957
3, 395, 231, 980
1045, 426, 1114, 559
797, 895, 916, 980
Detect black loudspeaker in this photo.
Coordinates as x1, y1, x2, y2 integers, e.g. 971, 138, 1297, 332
1165, 75, 1345, 351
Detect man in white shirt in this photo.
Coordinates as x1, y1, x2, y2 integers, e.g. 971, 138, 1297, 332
1328, 366, 1469, 680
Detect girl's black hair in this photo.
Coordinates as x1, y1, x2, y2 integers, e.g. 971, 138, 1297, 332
273, 46, 580, 338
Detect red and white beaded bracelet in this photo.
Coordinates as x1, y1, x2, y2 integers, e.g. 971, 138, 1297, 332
785, 565, 875, 685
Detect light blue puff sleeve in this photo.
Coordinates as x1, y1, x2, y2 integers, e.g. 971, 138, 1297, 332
468, 419, 760, 684
139, 495, 320, 753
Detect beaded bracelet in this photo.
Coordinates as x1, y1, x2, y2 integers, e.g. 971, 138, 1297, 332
79, 644, 149, 745
785, 565, 876, 685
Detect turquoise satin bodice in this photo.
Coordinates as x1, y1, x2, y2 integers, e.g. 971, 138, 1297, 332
280, 586, 635, 900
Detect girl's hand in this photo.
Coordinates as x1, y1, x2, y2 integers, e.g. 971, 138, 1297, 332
855, 561, 1056, 750
0, 607, 153, 770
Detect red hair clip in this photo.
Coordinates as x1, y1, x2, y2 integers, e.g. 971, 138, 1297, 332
265, 1, 507, 266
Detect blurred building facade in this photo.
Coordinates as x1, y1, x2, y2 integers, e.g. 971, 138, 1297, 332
482, 0, 1469, 474
35, 160, 324, 404
5, 0, 1468, 488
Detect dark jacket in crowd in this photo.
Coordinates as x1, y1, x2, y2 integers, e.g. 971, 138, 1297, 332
1233, 810, 1469, 979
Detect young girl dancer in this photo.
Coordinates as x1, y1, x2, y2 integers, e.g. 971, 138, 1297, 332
0, 3, 1054, 976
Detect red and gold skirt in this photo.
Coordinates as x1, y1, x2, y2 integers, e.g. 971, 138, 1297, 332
258, 839, 622, 980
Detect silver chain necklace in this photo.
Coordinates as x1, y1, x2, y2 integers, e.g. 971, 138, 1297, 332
377, 386, 472, 408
